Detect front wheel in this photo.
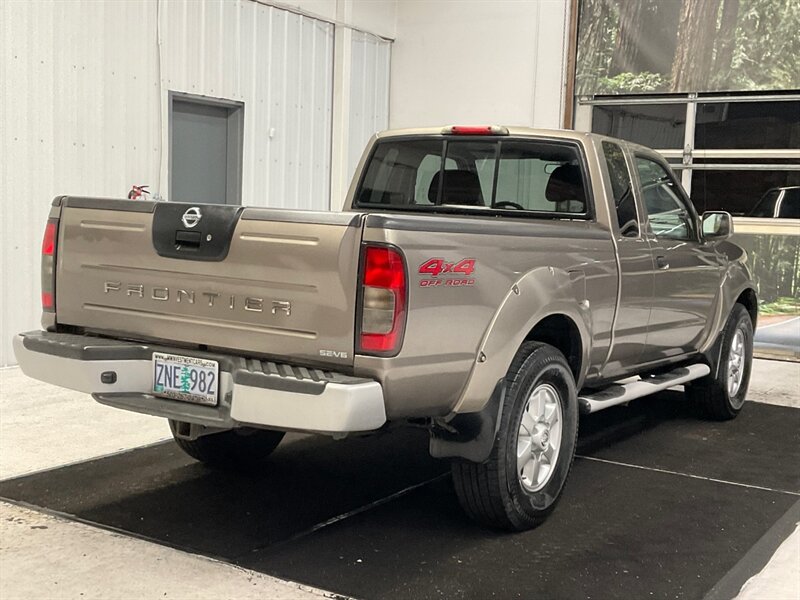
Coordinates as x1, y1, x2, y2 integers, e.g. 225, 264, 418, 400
685, 303, 753, 420
451, 342, 579, 531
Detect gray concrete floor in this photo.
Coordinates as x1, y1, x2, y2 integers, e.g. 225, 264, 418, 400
0, 366, 333, 600
0, 366, 170, 480
0, 501, 333, 600
1, 359, 798, 599
737, 526, 799, 600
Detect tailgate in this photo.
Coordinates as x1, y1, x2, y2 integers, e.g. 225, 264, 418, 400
54, 199, 363, 368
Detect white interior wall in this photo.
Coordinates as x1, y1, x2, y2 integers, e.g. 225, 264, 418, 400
279, 0, 397, 38
389, 0, 569, 130
347, 32, 392, 183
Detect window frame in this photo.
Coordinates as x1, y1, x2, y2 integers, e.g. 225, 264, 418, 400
600, 139, 642, 239
574, 92, 800, 216
352, 135, 597, 221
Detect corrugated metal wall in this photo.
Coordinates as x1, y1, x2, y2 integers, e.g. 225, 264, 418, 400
2, 0, 164, 367
160, 0, 334, 210
347, 31, 391, 180
0, 0, 389, 367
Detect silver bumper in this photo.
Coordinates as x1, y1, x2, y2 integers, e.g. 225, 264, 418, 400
12, 332, 387, 434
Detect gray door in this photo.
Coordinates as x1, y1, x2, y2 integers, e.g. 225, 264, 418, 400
170, 95, 243, 204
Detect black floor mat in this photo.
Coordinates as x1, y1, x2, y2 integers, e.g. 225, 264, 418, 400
578, 392, 800, 492
0, 429, 446, 558
251, 461, 796, 600
1, 397, 797, 599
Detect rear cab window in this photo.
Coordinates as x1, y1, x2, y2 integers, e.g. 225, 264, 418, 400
355, 136, 592, 219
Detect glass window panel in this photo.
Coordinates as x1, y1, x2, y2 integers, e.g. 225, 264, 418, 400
694, 101, 800, 149
602, 141, 638, 236
355, 139, 589, 216
781, 188, 800, 219
357, 140, 444, 206
749, 189, 781, 218
635, 156, 695, 240
442, 141, 497, 206
494, 142, 587, 213
414, 155, 456, 205
689, 170, 800, 215
592, 104, 686, 149
750, 187, 800, 219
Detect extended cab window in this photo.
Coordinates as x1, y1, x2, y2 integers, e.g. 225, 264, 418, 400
635, 156, 696, 241
356, 138, 589, 217
602, 141, 638, 237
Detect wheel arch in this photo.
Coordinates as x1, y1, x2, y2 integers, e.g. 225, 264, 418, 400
735, 287, 758, 329
431, 267, 590, 464
523, 314, 583, 382
450, 266, 592, 416
702, 284, 758, 379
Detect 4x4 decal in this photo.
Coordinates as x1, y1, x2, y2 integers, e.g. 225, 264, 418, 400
418, 258, 476, 287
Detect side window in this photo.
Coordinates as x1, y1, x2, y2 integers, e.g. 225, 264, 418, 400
635, 156, 695, 241
602, 141, 637, 237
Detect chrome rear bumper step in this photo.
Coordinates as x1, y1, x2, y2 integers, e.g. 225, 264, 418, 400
579, 364, 711, 414
13, 331, 387, 434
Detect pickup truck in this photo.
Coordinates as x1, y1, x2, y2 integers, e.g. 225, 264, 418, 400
14, 126, 757, 531
749, 186, 800, 219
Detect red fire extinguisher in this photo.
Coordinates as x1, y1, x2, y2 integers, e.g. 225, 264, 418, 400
127, 185, 150, 200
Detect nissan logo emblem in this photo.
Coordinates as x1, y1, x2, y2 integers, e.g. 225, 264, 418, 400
181, 207, 202, 228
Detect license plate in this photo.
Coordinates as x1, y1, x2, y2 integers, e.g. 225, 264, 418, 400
152, 352, 219, 406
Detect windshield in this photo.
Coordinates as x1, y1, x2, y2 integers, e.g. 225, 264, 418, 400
778, 188, 800, 218
355, 138, 589, 217
749, 189, 781, 217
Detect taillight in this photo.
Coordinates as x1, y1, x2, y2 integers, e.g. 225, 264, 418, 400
358, 245, 407, 355
41, 219, 58, 312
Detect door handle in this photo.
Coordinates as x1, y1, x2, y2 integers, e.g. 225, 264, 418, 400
656, 255, 670, 270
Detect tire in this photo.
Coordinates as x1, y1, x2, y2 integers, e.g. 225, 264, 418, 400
451, 342, 579, 531
170, 420, 285, 469
685, 303, 753, 420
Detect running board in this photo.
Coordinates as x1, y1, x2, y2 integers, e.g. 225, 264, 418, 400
578, 364, 711, 414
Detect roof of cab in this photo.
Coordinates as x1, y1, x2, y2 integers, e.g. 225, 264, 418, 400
374, 126, 599, 143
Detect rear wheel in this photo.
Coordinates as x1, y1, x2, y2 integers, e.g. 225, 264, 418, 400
170, 420, 285, 469
685, 304, 753, 420
451, 342, 579, 531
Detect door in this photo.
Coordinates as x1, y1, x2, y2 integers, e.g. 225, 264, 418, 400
600, 141, 655, 377
634, 154, 722, 359
170, 95, 244, 205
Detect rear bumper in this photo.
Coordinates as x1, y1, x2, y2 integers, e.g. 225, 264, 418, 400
12, 331, 386, 434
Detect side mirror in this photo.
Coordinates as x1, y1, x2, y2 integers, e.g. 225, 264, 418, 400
702, 211, 733, 241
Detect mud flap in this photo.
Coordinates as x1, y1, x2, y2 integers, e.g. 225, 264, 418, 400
429, 379, 506, 463
703, 323, 727, 380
